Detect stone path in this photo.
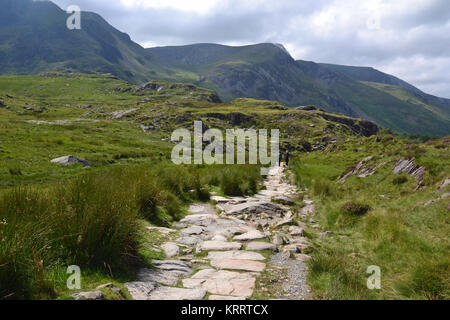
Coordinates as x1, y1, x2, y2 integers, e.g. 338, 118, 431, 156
125, 165, 313, 300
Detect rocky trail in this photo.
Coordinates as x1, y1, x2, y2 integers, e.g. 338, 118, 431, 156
124, 165, 315, 300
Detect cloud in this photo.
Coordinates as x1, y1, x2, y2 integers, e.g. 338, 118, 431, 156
51, 0, 450, 98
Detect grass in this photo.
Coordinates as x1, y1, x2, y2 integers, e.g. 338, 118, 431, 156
292, 134, 450, 300
0, 162, 264, 300
1, 73, 448, 300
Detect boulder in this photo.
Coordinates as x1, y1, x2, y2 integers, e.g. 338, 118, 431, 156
51, 155, 91, 166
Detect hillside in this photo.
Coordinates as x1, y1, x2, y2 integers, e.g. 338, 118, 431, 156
0, 0, 170, 83
0, 0, 449, 136
0, 73, 448, 300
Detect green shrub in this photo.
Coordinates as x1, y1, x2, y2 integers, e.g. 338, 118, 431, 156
8, 168, 22, 175
392, 175, 408, 185
341, 201, 371, 216
410, 260, 449, 300
312, 178, 333, 198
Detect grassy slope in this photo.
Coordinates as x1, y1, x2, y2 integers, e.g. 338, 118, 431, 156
291, 135, 449, 299
1, 73, 448, 300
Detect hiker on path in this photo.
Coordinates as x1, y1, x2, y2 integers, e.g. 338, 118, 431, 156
285, 151, 290, 166
278, 152, 282, 166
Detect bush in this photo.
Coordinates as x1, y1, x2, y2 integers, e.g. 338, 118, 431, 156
312, 178, 333, 198
392, 175, 408, 185
220, 165, 261, 196
341, 201, 371, 216
8, 168, 22, 175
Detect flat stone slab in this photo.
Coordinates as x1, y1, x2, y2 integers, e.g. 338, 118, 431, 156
224, 201, 284, 216
124, 282, 157, 300
246, 242, 277, 251
207, 251, 266, 261
125, 282, 206, 300
197, 241, 242, 252
211, 258, 266, 272
180, 214, 217, 226
148, 286, 206, 300
176, 236, 201, 246
211, 196, 231, 203
183, 269, 256, 297
136, 268, 181, 286
181, 226, 204, 235
208, 295, 246, 300
150, 260, 192, 276
161, 242, 179, 258
72, 291, 104, 300
234, 229, 267, 241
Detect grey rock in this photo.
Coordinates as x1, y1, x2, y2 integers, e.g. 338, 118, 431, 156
176, 236, 200, 246
161, 242, 179, 258
246, 242, 277, 251
51, 155, 91, 166
72, 291, 104, 300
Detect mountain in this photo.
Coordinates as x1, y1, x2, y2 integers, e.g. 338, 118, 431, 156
147, 43, 343, 109
0, 0, 449, 136
296, 61, 450, 136
0, 0, 171, 83
147, 43, 450, 136
320, 63, 450, 114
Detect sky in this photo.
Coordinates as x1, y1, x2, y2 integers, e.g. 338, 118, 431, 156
51, 0, 450, 98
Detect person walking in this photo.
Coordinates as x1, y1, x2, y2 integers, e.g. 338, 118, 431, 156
278, 151, 282, 166
285, 150, 290, 166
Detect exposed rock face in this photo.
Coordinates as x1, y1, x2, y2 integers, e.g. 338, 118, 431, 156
111, 108, 139, 120
205, 112, 255, 126
339, 156, 386, 183
207, 251, 266, 261
318, 113, 378, 137
295, 105, 317, 111
424, 192, 450, 207
437, 178, 450, 192
50, 155, 91, 166
222, 201, 285, 216
393, 158, 425, 182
